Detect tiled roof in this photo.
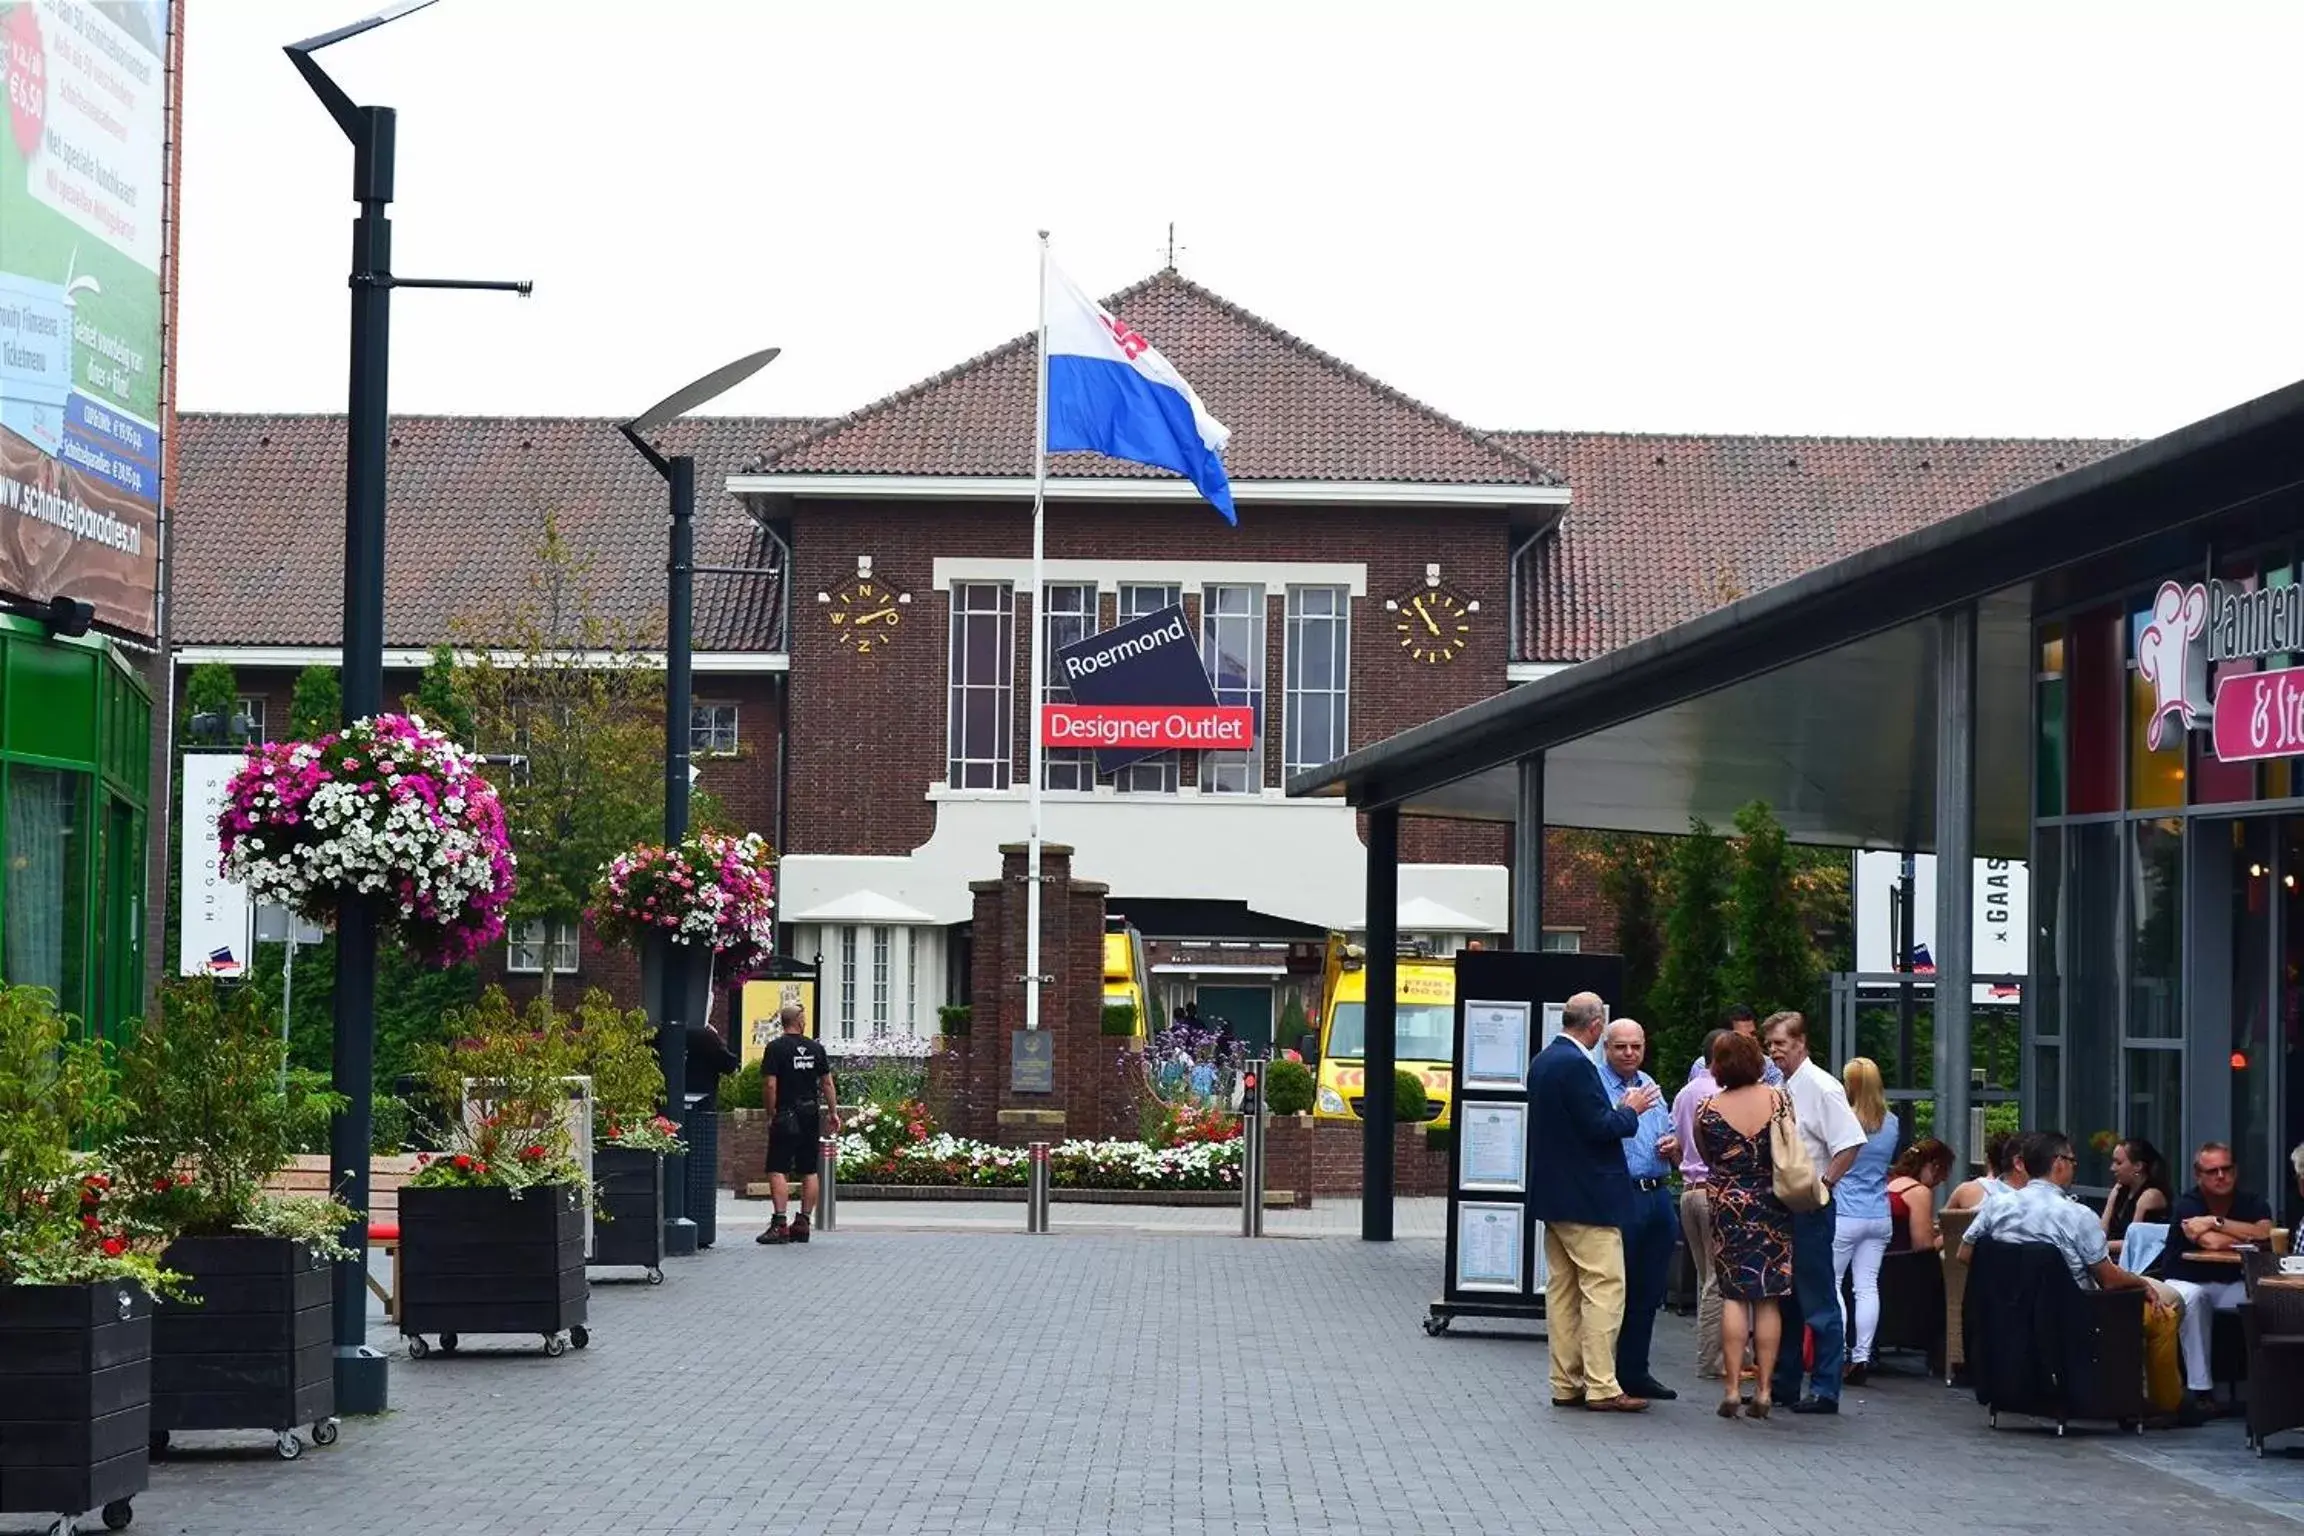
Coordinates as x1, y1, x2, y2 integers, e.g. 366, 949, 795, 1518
756, 270, 1559, 489
1502, 432, 2135, 662
171, 414, 815, 650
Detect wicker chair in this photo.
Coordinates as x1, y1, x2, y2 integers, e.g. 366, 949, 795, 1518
1940, 1206, 1978, 1381
2243, 1280, 2304, 1455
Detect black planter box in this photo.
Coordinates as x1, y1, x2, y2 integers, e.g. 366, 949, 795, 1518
588, 1145, 666, 1279
0, 1280, 151, 1525
152, 1235, 335, 1455
400, 1183, 589, 1353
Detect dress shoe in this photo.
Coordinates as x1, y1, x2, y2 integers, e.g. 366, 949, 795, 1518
1584, 1394, 1651, 1413
1789, 1396, 1839, 1415
1842, 1363, 1870, 1387
1550, 1392, 1585, 1408
1623, 1378, 1680, 1401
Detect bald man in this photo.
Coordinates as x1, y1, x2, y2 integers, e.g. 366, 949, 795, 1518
1598, 1020, 1679, 1400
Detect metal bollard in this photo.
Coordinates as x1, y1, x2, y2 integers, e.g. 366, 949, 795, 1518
1241, 1057, 1267, 1238
816, 1137, 838, 1232
1026, 1141, 1052, 1233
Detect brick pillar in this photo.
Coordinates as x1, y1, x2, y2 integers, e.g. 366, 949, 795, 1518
966, 842, 1106, 1146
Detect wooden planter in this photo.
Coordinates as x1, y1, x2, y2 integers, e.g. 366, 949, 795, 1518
0, 1280, 150, 1532
587, 1146, 666, 1282
151, 1235, 336, 1461
399, 1183, 589, 1357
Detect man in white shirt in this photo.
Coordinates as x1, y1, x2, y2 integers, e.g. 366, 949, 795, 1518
1762, 1011, 1867, 1415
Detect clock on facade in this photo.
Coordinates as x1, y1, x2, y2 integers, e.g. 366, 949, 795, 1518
1390, 585, 1475, 665
826, 575, 907, 654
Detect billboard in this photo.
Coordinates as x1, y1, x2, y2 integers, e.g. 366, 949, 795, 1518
1852, 851, 2027, 993
1049, 603, 1233, 774
178, 752, 250, 977
0, 0, 171, 638
739, 977, 820, 1065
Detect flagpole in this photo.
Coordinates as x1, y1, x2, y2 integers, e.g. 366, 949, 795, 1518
1025, 231, 1050, 1035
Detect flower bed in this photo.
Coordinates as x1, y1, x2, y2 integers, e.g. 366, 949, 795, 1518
833, 1104, 1240, 1192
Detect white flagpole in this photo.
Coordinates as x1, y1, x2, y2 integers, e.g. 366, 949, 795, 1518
1025, 231, 1050, 1034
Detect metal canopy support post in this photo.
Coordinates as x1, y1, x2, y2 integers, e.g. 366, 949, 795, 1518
1511, 755, 1545, 950
1363, 807, 1400, 1241
1932, 605, 1977, 1169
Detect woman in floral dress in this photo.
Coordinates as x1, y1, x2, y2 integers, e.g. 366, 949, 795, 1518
1696, 1030, 1794, 1418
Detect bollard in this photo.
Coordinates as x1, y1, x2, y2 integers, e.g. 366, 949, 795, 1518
816, 1137, 839, 1232
1241, 1057, 1267, 1238
1026, 1141, 1051, 1234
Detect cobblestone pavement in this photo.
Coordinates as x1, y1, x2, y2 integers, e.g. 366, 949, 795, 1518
83, 1215, 2302, 1536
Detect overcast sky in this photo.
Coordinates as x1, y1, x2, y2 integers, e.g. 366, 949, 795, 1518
175, 0, 2304, 439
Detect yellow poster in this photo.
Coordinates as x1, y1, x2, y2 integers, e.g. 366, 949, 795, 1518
740, 978, 818, 1065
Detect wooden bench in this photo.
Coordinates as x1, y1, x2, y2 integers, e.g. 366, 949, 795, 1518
263, 1155, 419, 1321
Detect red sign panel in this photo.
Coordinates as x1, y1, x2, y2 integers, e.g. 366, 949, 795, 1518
2213, 665, 2304, 764
1040, 704, 1255, 751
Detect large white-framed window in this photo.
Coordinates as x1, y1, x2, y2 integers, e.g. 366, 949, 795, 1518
1201, 583, 1265, 794
1114, 582, 1182, 793
1283, 585, 1349, 777
1041, 582, 1098, 791
906, 927, 920, 1031
871, 927, 892, 1030
690, 702, 739, 756
791, 923, 947, 1039
839, 925, 860, 1039
507, 918, 580, 975
947, 582, 1016, 790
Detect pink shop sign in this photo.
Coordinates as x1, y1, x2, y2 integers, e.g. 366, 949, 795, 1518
2213, 664, 2304, 763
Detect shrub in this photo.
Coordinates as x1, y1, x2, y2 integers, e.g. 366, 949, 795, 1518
719, 1059, 764, 1113
937, 1004, 973, 1037
1425, 1124, 1454, 1154
1100, 1001, 1139, 1036
406, 988, 588, 1191
1392, 1069, 1429, 1123
1264, 1059, 1315, 1116
562, 988, 665, 1136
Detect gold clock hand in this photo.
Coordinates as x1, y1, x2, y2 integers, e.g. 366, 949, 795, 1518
854, 608, 898, 625
1413, 598, 1441, 636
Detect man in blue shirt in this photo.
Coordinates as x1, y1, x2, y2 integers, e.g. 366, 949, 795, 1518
1599, 1019, 1680, 1401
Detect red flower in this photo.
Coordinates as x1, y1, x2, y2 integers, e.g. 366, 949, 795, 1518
519, 1145, 546, 1162
101, 1238, 126, 1258
474, 1161, 490, 1177
153, 1177, 174, 1193
83, 1173, 111, 1191
82, 1215, 102, 1231
452, 1154, 474, 1171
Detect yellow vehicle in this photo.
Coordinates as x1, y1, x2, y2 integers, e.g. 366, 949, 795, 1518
1313, 936, 1456, 1127
1103, 919, 1150, 1036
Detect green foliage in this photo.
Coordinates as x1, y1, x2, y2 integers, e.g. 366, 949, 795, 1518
1724, 800, 1822, 1023
1264, 1058, 1315, 1116
288, 665, 342, 741
371, 1093, 414, 1156
408, 988, 588, 1191
564, 988, 666, 1134
1426, 1124, 1454, 1154
1649, 817, 1732, 1074
110, 977, 344, 1238
1277, 993, 1311, 1050
718, 1058, 764, 1113
406, 645, 476, 745
937, 1003, 973, 1037
1391, 1069, 1429, 1123
241, 935, 480, 1095
1099, 1000, 1139, 1036
183, 662, 235, 723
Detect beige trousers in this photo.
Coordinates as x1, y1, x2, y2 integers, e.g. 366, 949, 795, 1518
1544, 1220, 1628, 1400
1679, 1186, 1724, 1378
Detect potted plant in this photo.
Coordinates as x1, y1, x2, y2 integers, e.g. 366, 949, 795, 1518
399, 991, 590, 1358
590, 830, 777, 1021
109, 977, 351, 1462
567, 990, 674, 1282
0, 985, 178, 1534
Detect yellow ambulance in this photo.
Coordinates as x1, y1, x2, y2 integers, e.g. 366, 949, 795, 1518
1313, 937, 1456, 1127
1102, 919, 1149, 1037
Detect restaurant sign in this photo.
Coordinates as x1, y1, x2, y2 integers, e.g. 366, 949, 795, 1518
2142, 576, 2304, 760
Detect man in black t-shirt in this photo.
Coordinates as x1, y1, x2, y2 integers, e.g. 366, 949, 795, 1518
2161, 1140, 2274, 1408
756, 1002, 839, 1245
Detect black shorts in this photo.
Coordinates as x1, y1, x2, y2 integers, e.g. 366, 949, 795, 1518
766, 1107, 820, 1176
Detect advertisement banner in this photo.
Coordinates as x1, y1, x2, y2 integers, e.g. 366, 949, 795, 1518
1050, 603, 1226, 774
1040, 703, 1253, 752
0, 0, 170, 638
740, 977, 819, 1065
1852, 851, 2027, 998
178, 752, 250, 977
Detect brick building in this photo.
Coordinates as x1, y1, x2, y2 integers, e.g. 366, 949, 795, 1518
169, 271, 2122, 1037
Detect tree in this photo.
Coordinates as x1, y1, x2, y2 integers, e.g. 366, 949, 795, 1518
449, 513, 677, 997
1649, 816, 1731, 1072
1724, 800, 1822, 1023
242, 933, 480, 1095
288, 665, 341, 741
1559, 830, 1670, 1022
404, 644, 476, 745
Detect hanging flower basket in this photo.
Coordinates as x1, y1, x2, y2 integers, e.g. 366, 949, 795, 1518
217, 713, 516, 966
589, 832, 776, 977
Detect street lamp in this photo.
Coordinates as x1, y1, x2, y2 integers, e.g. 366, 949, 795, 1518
619, 347, 780, 1256
286, 0, 531, 1416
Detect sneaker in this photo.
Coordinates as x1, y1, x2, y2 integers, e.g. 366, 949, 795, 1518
756, 1217, 791, 1246
790, 1216, 811, 1244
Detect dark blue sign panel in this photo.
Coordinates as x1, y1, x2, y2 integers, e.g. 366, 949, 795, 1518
1052, 603, 1219, 773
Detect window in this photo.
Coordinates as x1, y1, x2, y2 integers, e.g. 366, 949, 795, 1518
1284, 585, 1349, 776
1201, 583, 1265, 793
947, 582, 1015, 789
690, 703, 739, 756
507, 919, 579, 975
872, 927, 891, 1030
1041, 583, 1097, 790
1115, 584, 1181, 793
906, 927, 920, 1031
235, 696, 267, 744
839, 925, 860, 1039
1539, 930, 1583, 954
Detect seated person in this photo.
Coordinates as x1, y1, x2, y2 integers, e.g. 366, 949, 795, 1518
2161, 1140, 2275, 1413
1945, 1131, 2024, 1212
1887, 1137, 1954, 1252
1959, 1129, 2173, 1304
2100, 1136, 2171, 1258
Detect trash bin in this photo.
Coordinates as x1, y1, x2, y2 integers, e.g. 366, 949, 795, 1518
684, 1095, 720, 1248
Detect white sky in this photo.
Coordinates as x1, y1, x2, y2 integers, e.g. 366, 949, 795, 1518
176, 0, 2304, 439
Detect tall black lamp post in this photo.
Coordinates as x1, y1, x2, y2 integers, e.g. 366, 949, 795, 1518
286, 0, 531, 1415
618, 348, 781, 1255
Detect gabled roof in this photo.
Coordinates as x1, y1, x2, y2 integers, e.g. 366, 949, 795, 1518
1501, 431, 2133, 662
755, 270, 1560, 489
171, 414, 815, 650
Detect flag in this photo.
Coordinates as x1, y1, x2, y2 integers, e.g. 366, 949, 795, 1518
1044, 263, 1236, 523
1910, 942, 1935, 975
206, 945, 243, 977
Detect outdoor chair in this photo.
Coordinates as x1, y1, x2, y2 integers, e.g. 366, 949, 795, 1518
1940, 1206, 1978, 1381
1866, 1246, 1947, 1375
2243, 1280, 2304, 1455
1964, 1237, 2145, 1436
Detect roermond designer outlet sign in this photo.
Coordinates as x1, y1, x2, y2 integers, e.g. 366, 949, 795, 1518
1045, 604, 1253, 773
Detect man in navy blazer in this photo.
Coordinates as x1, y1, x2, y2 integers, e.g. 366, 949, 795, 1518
1528, 992, 1659, 1413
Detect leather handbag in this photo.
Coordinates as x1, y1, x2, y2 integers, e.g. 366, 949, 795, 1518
1770, 1089, 1831, 1213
